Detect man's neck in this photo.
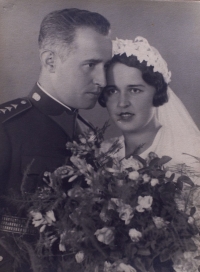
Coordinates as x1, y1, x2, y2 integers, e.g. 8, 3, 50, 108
37, 82, 76, 113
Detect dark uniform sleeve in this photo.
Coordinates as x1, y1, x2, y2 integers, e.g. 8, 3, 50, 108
0, 124, 11, 196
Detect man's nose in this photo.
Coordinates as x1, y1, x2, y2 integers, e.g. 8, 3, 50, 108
118, 92, 130, 108
93, 67, 106, 87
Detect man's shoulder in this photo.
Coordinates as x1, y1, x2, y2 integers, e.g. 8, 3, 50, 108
0, 97, 32, 124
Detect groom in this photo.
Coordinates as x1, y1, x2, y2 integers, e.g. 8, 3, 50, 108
0, 8, 111, 271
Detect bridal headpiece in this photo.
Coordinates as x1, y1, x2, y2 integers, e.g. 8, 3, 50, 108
112, 36, 171, 84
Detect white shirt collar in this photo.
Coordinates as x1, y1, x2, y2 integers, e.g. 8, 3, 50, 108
37, 82, 75, 112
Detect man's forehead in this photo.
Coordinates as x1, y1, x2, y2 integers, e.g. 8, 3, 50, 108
72, 27, 111, 49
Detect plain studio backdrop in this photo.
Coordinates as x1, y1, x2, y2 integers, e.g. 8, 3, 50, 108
0, 0, 200, 139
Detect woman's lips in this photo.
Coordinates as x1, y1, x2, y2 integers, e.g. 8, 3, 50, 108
117, 112, 135, 121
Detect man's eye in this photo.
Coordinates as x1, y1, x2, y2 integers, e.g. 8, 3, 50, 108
87, 63, 95, 68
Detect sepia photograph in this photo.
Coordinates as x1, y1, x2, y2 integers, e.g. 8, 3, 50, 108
0, 0, 200, 271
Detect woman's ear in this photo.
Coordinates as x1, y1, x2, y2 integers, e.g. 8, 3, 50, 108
40, 50, 56, 73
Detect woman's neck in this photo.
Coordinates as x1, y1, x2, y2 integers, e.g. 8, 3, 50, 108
123, 120, 161, 157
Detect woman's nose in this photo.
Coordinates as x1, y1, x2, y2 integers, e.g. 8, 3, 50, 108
118, 92, 130, 108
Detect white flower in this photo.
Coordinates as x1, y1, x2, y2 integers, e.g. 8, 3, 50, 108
59, 243, 66, 252
165, 170, 172, 178
121, 156, 142, 171
30, 211, 43, 220
45, 210, 56, 223
129, 228, 142, 243
95, 227, 114, 245
30, 211, 45, 227
68, 186, 83, 198
111, 198, 134, 225
117, 204, 134, 225
152, 216, 169, 229
188, 216, 194, 224
151, 178, 159, 187
75, 251, 84, 263
79, 136, 87, 144
117, 263, 137, 272
39, 225, 46, 232
128, 171, 139, 180
87, 132, 96, 143
136, 196, 153, 212
142, 174, 151, 183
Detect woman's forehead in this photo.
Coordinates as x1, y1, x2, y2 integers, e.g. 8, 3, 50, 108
107, 63, 143, 85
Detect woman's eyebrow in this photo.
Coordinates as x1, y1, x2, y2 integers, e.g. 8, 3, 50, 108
127, 84, 145, 87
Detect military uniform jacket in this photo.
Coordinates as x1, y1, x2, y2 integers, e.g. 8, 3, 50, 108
0, 84, 84, 212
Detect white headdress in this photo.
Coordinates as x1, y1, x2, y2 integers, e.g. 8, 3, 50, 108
112, 36, 171, 84
111, 36, 200, 171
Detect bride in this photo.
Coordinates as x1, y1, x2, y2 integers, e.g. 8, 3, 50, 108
99, 36, 200, 180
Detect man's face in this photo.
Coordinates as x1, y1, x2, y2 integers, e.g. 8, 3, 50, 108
52, 27, 112, 109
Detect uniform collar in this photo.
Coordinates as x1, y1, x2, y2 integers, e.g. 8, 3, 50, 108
29, 83, 78, 116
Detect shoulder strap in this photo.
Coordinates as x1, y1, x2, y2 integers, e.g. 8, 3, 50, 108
0, 98, 32, 123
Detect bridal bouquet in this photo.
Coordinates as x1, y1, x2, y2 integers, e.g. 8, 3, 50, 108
18, 123, 200, 272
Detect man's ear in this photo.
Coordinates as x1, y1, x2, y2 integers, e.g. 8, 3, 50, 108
40, 50, 57, 73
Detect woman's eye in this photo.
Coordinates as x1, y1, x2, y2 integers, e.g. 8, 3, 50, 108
129, 88, 141, 94
106, 89, 118, 95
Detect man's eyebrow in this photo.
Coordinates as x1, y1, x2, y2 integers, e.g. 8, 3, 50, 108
83, 59, 102, 64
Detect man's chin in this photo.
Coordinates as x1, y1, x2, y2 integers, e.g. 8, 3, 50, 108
80, 102, 97, 110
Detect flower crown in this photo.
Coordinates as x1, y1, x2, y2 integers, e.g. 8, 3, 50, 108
112, 36, 171, 84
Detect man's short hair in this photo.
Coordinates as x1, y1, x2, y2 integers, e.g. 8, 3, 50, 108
38, 8, 111, 58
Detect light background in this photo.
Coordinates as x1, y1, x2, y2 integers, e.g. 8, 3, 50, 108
0, 0, 200, 138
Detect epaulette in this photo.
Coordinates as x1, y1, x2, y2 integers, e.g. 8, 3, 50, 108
0, 98, 32, 123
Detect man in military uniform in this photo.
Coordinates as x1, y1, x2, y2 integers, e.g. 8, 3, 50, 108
0, 8, 111, 271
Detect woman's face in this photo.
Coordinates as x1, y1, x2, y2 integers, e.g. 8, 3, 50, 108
104, 63, 157, 134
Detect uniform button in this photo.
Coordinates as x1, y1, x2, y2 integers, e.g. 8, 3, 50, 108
0, 256, 3, 261
21, 100, 27, 104
32, 93, 41, 101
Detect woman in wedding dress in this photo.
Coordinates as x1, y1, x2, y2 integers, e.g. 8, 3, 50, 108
99, 36, 200, 179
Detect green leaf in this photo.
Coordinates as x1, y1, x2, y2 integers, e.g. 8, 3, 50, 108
159, 249, 171, 262
168, 173, 175, 182
182, 238, 197, 252
149, 158, 160, 167
177, 175, 194, 187
134, 257, 148, 272
190, 207, 196, 216
151, 170, 164, 178
157, 156, 172, 166
137, 248, 151, 256
176, 179, 183, 190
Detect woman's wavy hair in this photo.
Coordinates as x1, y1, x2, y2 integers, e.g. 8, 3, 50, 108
99, 53, 168, 107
